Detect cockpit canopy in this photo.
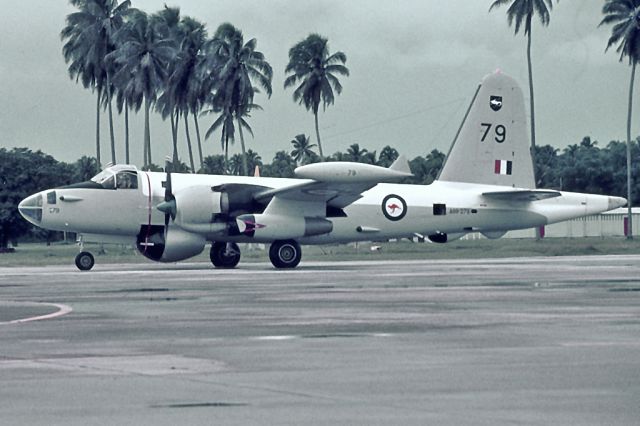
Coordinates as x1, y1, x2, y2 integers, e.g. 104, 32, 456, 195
91, 165, 139, 190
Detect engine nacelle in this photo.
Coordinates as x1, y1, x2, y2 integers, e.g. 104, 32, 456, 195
160, 184, 270, 235
174, 186, 225, 223
235, 214, 333, 241
137, 226, 206, 262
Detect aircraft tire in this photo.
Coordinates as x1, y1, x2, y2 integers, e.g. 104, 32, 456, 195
210, 242, 240, 269
75, 251, 95, 271
269, 240, 301, 269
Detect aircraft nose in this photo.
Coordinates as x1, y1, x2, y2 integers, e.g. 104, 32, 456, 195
18, 193, 43, 225
608, 196, 628, 210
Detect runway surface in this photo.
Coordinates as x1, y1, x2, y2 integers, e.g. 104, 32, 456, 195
1, 255, 640, 425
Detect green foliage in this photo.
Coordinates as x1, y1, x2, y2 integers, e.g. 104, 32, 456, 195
0, 148, 75, 247
407, 149, 446, 184
600, 0, 640, 64
262, 151, 296, 178
345, 143, 370, 163
489, 0, 556, 36
290, 134, 318, 165
165, 159, 190, 173
141, 163, 163, 172
72, 156, 100, 182
199, 155, 226, 174
229, 150, 262, 175
377, 146, 399, 168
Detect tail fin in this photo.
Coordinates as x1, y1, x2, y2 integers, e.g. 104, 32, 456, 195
438, 71, 535, 189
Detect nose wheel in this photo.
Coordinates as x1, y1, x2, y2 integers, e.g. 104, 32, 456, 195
75, 251, 95, 271
269, 240, 301, 269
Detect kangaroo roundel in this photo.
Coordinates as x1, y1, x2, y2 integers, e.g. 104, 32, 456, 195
382, 194, 407, 221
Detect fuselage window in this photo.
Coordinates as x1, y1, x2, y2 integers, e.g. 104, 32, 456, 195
116, 171, 138, 189
433, 204, 447, 216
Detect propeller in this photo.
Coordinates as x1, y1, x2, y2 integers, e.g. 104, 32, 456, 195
157, 160, 177, 225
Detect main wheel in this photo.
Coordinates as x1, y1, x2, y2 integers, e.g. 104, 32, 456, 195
75, 251, 95, 271
269, 240, 301, 269
210, 242, 241, 269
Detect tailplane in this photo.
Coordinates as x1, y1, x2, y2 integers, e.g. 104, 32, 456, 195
438, 71, 535, 189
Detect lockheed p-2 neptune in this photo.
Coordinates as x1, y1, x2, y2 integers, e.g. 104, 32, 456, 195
19, 72, 627, 270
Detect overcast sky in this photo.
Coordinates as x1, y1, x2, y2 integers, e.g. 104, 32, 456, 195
0, 0, 636, 167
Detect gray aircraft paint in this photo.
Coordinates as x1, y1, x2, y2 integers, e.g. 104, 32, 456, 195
439, 71, 534, 189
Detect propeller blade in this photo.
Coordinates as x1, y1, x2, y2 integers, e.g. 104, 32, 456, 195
165, 171, 173, 202
162, 170, 176, 225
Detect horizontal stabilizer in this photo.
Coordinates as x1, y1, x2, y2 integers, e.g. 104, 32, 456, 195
482, 189, 561, 202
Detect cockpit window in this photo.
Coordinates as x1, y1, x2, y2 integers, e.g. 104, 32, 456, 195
89, 166, 138, 190
116, 171, 138, 189
90, 170, 116, 189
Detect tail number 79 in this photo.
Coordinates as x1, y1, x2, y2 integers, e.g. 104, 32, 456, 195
480, 123, 506, 143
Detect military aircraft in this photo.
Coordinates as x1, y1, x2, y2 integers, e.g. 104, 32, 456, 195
19, 71, 627, 270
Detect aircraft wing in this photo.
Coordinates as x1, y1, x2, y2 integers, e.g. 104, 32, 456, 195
257, 180, 376, 209
256, 157, 412, 212
482, 189, 561, 202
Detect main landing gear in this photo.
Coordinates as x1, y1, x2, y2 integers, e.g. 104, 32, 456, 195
269, 240, 301, 269
75, 251, 95, 271
209, 240, 302, 269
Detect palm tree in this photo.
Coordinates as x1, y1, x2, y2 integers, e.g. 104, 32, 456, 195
245, 149, 263, 175
229, 153, 243, 175
284, 34, 349, 160
290, 134, 317, 165
600, 0, 640, 239
346, 143, 368, 162
203, 104, 235, 172
199, 154, 226, 174
489, 0, 556, 154
109, 9, 177, 168
72, 156, 100, 182
152, 6, 183, 168
490, 0, 556, 240
61, 0, 131, 167
203, 23, 273, 176
113, 68, 143, 164
177, 16, 208, 172
378, 145, 399, 167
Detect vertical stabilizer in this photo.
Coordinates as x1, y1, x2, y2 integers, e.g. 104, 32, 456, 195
438, 71, 535, 188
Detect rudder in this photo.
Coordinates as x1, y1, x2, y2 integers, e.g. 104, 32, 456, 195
438, 71, 535, 189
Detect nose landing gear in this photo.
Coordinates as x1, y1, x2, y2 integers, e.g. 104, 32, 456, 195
210, 242, 241, 269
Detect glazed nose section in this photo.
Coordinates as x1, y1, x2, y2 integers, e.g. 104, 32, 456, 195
18, 193, 43, 225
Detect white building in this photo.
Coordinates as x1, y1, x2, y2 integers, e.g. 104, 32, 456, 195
468, 208, 640, 239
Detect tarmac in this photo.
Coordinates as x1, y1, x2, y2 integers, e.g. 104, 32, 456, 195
1, 255, 639, 425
